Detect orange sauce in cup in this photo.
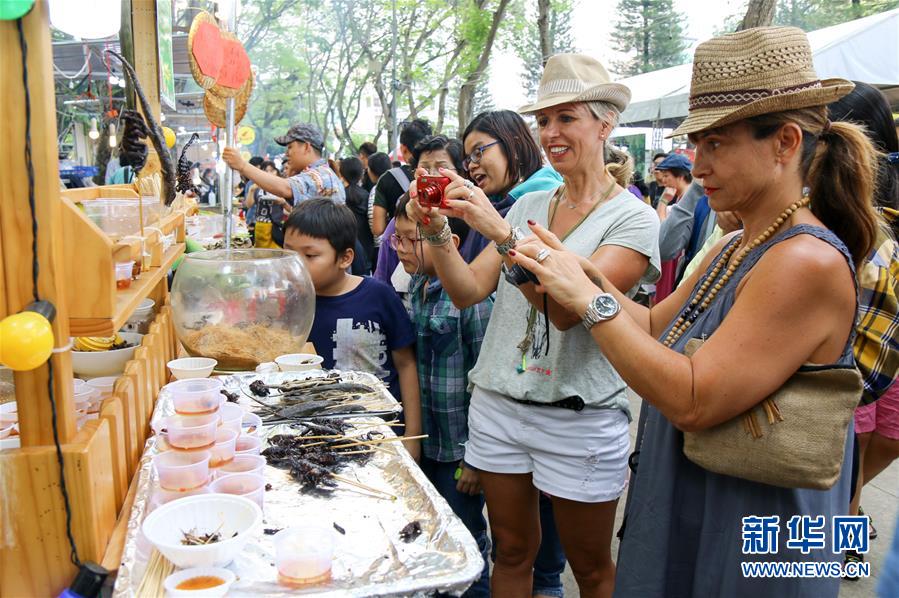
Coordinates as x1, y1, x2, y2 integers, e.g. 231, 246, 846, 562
175, 575, 224, 590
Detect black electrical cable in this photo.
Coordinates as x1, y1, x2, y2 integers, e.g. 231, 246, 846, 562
16, 18, 82, 569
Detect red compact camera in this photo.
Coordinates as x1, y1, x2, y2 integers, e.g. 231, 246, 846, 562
416, 175, 451, 209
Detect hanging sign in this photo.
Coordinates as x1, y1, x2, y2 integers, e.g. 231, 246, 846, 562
237, 126, 256, 145
157, 0, 176, 110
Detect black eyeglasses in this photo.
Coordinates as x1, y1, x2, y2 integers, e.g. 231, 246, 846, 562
462, 141, 500, 172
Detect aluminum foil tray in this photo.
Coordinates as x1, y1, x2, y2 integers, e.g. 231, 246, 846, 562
113, 370, 483, 597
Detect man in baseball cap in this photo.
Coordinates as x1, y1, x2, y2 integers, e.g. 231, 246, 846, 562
223, 122, 345, 212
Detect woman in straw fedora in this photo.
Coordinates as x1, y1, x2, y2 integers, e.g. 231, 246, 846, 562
406, 54, 660, 597
507, 27, 881, 596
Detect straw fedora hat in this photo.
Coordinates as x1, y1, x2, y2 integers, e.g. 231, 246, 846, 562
519, 53, 631, 114
670, 26, 854, 137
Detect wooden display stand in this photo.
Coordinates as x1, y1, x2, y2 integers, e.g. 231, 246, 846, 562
0, 3, 182, 595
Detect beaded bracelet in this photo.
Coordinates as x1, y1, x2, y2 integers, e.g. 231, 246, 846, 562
420, 220, 452, 246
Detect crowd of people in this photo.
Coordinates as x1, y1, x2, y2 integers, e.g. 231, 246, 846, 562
224, 25, 897, 598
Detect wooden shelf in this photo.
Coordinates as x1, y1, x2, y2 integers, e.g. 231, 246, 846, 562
69, 243, 185, 337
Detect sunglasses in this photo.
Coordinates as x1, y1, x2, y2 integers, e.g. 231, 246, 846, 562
462, 141, 501, 172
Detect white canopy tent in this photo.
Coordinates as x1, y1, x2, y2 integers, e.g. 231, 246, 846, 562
618, 9, 899, 128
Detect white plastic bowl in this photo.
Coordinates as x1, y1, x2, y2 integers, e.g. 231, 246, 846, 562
142, 494, 262, 568
168, 358, 218, 380
163, 566, 236, 597
71, 332, 143, 378
275, 353, 323, 372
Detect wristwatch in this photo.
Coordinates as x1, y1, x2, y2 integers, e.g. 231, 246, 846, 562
495, 226, 524, 256
582, 293, 620, 329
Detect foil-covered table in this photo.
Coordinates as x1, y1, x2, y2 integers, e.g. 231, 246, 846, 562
113, 370, 483, 596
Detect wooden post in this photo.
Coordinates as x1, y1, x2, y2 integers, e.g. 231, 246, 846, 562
0, 0, 76, 446
121, 0, 161, 121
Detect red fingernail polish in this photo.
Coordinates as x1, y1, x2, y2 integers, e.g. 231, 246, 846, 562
508, 250, 517, 256
527, 219, 536, 225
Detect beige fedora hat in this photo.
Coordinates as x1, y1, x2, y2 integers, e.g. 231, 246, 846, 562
519, 53, 631, 114
671, 26, 854, 137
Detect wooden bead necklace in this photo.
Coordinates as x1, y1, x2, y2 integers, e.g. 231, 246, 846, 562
662, 196, 811, 348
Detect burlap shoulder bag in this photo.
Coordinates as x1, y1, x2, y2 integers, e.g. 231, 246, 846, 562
682, 338, 862, 490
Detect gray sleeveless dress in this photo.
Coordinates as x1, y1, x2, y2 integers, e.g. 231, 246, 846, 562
615, 225, 856, 598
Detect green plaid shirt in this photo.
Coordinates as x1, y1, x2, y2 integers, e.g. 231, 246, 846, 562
410, 274, 493, 462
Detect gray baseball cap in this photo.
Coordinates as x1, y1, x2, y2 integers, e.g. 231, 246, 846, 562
274, 123, 324, 151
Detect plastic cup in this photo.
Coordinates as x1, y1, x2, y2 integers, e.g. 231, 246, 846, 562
241, 412, 263, 436
209, 428, 239, 467
209, 473, 265, 509
153, 480, 212, 506
115, 261, 134, 290
153, 450, 211, 491
166, 378, 225, 415
214, 454, 265, 478
165, 414, 219, 449
86, 376, 117, 406
218, 403, 244, 435
73, 385, 97, 412
234, 435, 262, 456
274, 525, 334, 586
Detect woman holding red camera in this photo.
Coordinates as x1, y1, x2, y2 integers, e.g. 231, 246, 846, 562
407, 55, 660, 598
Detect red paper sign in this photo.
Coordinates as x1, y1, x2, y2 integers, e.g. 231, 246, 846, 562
192, 22, 223, 79
216, 39, 251, 89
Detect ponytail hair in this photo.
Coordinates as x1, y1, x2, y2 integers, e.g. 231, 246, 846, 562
745, 106, 879, 265
586, 100, 634, 188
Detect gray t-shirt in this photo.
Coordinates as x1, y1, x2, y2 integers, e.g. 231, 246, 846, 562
467, 188, 661, 416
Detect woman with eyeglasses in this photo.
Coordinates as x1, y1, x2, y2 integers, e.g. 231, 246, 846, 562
407, 55, 660, 598
457, 111, 564, 262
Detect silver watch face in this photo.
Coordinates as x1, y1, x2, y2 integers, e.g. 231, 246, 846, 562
594, 294, 619, 318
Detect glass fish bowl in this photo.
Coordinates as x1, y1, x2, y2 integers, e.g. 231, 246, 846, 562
171, 249, 315, 371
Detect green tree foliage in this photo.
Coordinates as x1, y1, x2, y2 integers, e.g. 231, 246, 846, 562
238, 0, 513, 155
506, 0, 576, 96
612, 0, 689, 76
774, 0, 899, 30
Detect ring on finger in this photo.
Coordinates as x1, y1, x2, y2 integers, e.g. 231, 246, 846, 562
467, 190, 474, 200
535, 248, 551, 263
463, 180, 475, 189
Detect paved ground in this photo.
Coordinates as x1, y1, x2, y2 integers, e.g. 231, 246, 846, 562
556, 393, 898, 597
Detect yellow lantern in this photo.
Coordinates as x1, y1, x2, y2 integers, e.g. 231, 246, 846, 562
0, 311, 54, 371
163, 126, 177, 149
237, 126, 256, 146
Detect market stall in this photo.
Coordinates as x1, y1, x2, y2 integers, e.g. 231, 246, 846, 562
0, 3, 481, 596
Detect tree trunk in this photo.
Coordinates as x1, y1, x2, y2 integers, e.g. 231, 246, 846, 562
538, 0, 552, 65
737, 0, 778, 30
457, 0, 512, 132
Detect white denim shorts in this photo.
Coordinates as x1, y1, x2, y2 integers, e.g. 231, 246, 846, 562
464, 386, 630, 503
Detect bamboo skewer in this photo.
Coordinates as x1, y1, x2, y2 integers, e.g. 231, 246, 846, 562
330, 434, 428, 451
330, 473, 397, 500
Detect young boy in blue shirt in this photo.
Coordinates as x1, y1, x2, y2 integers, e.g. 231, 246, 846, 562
394, 193, 493, 596
284, 199, 421, 459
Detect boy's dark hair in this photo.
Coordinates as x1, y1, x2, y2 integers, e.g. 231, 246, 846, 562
340, 157, 364, 186
367, 152, 391, 178
358, 142, 377, 157
394, 194, 469, 245
666, 167, 693, 183
462, 110, 543, 191
652, 152, 669, 162
249, 156, 264, 168
260, 160, 276, 171
411, 135, 465, 171
400, 118, 433, 151
285, 198, 357, 255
